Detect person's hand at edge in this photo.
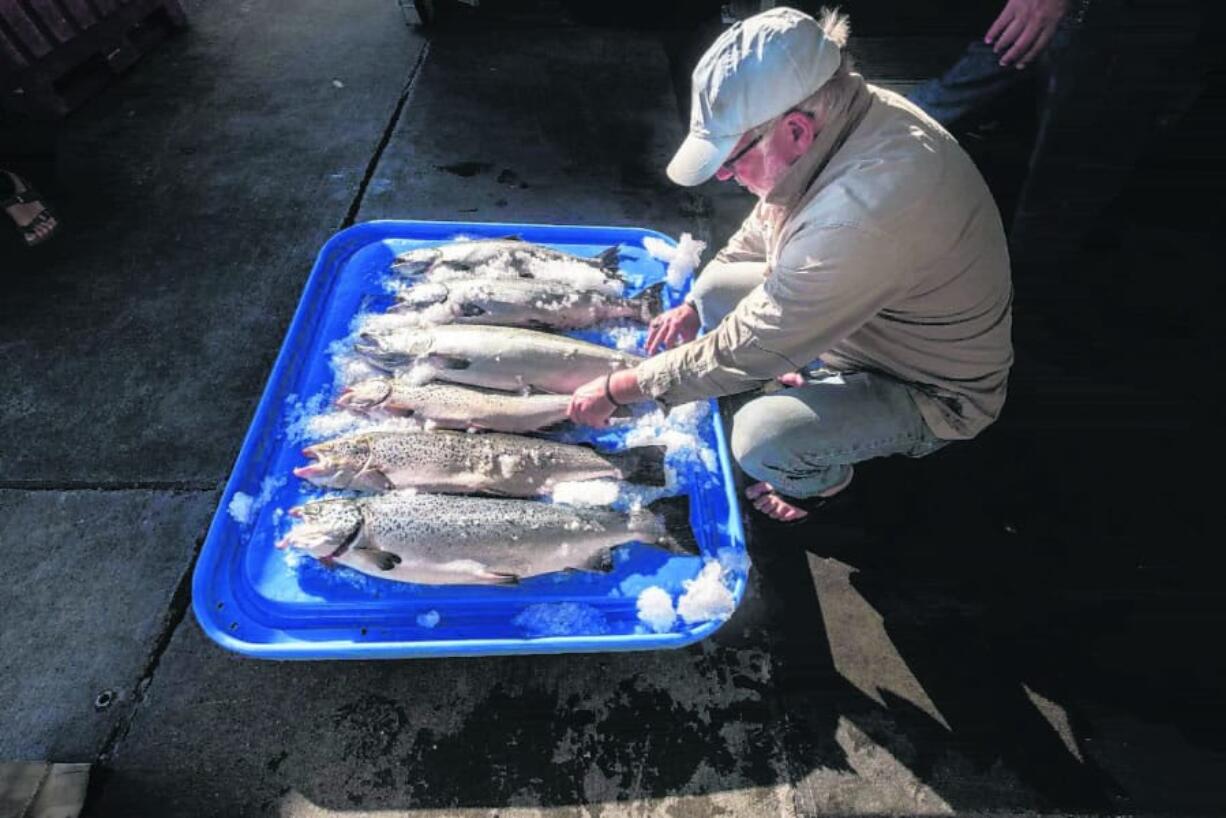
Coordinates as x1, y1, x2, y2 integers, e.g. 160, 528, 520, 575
985, 0, 1067, 69
645, 303, 700, 355
568, 369, 644, 428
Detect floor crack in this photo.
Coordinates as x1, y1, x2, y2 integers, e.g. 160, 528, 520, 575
341, 39, 432, 228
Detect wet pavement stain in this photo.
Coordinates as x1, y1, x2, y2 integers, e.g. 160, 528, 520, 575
437, 161, 494, 177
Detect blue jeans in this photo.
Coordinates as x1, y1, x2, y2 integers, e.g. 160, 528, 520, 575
691, 262, 949, 498
729, 370, 948, 497
906, 28, 1072, 132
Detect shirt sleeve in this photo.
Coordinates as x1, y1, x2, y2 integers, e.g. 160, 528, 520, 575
637, 223, 908, 406
713, 205, 769, 264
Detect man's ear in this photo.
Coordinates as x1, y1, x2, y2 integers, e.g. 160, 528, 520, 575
785, 111, 817, 153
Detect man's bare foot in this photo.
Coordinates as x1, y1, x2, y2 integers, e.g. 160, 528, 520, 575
745, 468, 855, 522
2, 170, 59, 247
775, 372, 805, 388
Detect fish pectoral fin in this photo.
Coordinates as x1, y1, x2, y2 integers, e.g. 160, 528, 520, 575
431, 354, 471, 370
458, 303, 487, 317
355, 466, 395, 492
482, 487, 514, 497
479, 570, 520, 585
353, 547, 401, 572
578, 549, 616, 574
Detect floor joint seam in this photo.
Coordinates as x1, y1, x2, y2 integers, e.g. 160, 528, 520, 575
89, 529, 207, 804
341, 38, 431, 229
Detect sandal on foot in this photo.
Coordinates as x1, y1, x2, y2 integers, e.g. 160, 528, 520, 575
2, 171, 59, 247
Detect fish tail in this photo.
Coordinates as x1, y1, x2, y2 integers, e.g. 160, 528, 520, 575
644, 494, 699, 556
630, 282, 666, 324
595, 245, 621, 273
605, 445, 667, 486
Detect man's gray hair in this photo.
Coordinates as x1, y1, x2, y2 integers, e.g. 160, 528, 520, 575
795, 8, 857, 122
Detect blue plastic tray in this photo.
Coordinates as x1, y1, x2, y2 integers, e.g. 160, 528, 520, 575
192, 220, 747, 659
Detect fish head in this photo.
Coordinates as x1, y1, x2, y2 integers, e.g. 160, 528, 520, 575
277, 499, 364, 558
394, 282, 450, 310
336, 378, 394, 415
353, 331, 432, 370
391, 248, 442, 276
293, 436, 374, 489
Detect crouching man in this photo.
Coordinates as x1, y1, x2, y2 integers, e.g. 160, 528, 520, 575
569, 8, 1013, 525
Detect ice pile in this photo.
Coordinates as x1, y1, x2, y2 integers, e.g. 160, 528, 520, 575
514, 602, 609, 637
634, 560, 736, 632
642, 232, 707, 291
227, 474, 287, 526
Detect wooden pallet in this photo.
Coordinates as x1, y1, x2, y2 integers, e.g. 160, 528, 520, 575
0, 0, 187, 118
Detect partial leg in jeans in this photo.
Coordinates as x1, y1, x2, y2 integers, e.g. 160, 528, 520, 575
689, 260, 765, 329
730, 371, 947, 505
906, 40, 1040, 131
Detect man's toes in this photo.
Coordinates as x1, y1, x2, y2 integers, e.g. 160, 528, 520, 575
745, 481, 774, 500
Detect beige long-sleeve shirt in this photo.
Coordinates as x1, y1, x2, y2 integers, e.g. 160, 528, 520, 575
636, 78, 1014, 440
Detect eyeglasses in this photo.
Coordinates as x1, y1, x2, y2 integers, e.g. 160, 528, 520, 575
720, 131, 765, 174
719, 110, 817, 175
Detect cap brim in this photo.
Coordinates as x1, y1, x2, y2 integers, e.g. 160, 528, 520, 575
666, 132, 740, 187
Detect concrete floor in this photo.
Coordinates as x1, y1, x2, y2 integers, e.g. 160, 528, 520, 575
1, 1, 1224, 816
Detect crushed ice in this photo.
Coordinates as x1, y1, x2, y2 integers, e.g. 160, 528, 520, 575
676, 561, 735, 624
227, 474, 286, 526
643, 232, 707, 291
513, 602, 609, 637
416, 610, 441, 628
635, 586, 677, 633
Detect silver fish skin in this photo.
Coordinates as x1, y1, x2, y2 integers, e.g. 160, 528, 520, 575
389, 278, 661, 329
353, 325, 641, 394
277, 491, 698, 585
337, 379, 573, 432
391, 238, 625, 293
293, 429, 667, 496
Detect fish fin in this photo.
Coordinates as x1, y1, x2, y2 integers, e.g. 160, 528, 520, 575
479, 570, 520, 585
493, 235, 524, 242
481, 487, 514, 497
578, 549, 616, 573
595, 245, 621, 272
458, 303, 487, 317
353, 547, 401, 572
645, 494, 699, 556
525, 319, 557, 331
356, 467, 395, 492
604, 445, 668, 487
432, 354, 471, 370
631, 281, 666, 324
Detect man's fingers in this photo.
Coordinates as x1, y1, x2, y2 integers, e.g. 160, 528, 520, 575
645, 324, 663, 354
992, 16, 1025, 55
1015, 23, 1056, 68
999, 21, 1040, 66
985, 7, 1013, 43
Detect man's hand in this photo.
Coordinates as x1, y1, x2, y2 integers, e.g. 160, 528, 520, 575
567, 375, 618, 428
645, 303, 700, 355
985, 0, 1067, 69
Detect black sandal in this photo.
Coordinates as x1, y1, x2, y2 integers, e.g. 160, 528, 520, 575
2, 170, 59, 247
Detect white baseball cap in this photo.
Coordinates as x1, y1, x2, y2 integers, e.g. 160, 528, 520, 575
667, 8, 843, 187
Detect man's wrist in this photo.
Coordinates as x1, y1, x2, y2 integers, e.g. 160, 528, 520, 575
607, 368, 642, 407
